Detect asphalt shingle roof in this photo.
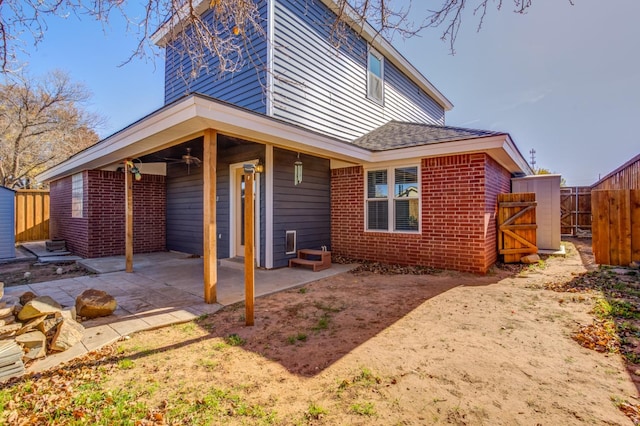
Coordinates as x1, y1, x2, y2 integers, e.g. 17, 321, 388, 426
351, 121, 505, 151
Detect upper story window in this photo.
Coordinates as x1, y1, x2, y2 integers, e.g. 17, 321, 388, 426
366, 166, 419, 232
367, 48, 384, 104
71, 173, 83, 218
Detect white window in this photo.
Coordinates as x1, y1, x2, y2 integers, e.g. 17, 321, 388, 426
366, 166, 419, 232
367, 48, 384, 104
71, 173, 83, 218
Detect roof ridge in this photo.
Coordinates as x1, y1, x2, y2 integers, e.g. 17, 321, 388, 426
386, 120, 504, 135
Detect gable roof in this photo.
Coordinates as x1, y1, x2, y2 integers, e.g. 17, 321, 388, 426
151, 0, 453, 111
352, 121, 505, 151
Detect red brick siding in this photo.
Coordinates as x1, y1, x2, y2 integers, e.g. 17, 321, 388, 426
49, 174, 90, 257
50, 170, 166, 258
331, 153, 512, 274
483, 156, 512, 271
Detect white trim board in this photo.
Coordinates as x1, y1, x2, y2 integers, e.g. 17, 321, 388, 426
36, 95, 530, 183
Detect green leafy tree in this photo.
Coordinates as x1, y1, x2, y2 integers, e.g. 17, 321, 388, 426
535, 167, 567, 187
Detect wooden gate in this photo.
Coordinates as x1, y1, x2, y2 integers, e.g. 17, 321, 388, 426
498, 193, 538, 263
15, 190, 50, 243
560, 186, 592, 236
592, 189, 640, 266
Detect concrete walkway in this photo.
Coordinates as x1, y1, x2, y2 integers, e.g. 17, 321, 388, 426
3, 252, 353, 373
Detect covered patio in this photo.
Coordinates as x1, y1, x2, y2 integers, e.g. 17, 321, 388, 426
4, 251, 353, 373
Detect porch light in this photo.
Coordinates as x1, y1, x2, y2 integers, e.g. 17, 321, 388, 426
294, 153, 302, 186
125, 159, 142, 181
243, 163, 264, 174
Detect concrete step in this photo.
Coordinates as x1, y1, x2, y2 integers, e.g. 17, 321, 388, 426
37, 256, 83, 264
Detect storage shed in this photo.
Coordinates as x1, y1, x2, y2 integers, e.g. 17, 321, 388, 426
0, 186, 16, 259
512, 174, 561, 251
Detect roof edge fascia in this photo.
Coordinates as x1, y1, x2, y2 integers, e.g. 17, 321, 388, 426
36, 95, 373, 183
151, 0, 210, 46
367, 134, 532, 174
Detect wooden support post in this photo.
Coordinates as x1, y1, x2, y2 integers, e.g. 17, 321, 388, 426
244, 170, 255, 326
203, 129, 218, 303
124, 159, 134, 273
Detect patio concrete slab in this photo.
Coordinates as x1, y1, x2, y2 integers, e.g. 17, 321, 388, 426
15, 252, 354, 373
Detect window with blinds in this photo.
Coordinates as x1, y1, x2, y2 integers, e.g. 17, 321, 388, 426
366, 166, 419, 232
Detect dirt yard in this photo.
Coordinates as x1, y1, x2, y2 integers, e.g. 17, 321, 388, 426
0, 260, 92, 287
2, 241, 640, 425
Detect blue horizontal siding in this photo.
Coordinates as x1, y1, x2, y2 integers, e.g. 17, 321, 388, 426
273, 0, 444, 140
272, 148, 330, 268
164, 2, 269, 113
0, 188, 15, 259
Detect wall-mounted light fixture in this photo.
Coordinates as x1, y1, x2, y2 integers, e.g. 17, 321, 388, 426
125, 159, 143, 181
243, 162, 264, 174
294, 153, 303, 186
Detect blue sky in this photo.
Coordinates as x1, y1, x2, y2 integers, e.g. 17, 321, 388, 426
17, 0, 640, 186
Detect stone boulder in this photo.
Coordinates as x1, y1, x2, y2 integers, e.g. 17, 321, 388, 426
520, 254, 541, 264
19, 291, 36, 306
15, 330, 47, 360
17, 296, 62, 321
50, 318, 85, 352
76, 289, 117, 319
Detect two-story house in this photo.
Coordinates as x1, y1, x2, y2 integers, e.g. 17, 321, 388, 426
37, 0, 532, 281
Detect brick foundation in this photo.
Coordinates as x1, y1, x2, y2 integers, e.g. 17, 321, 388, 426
331, 153, 512, 274
50, 170, 166, 258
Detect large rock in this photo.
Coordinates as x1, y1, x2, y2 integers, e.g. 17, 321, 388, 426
0, 306, 14, 319
0, 323, 21, 338
76, 289, 117, 319
58, 307, 77, 322
0, 281, 3, 299
50, 318, 85, 352
520, 254, 541, 264
0, 316, 15, 327
37, 317, 63, 340
16, 316, 46, 336
19, 291, 37, 306
17, 296, 62, 321
15, 330, 47, 360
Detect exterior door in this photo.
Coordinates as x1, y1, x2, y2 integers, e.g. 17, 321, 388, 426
235, 168, 246, 257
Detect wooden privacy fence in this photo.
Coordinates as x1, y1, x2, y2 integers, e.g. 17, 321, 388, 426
498, 193, 538, 263
15, 190, 50, 243
560, 186, 592, 236
592, 189, 640, 266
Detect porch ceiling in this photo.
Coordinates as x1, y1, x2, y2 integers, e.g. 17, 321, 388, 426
36, 94, 531, 183
36, 95, 369, 183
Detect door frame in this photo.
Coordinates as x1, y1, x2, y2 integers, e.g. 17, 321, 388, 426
229, 160, 261, 266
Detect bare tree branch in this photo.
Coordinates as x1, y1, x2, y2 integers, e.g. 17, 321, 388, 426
0, 0, 576, 76
0, 70, 100, 188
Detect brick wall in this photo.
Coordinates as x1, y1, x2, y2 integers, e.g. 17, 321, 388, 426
50, 174, 90, 257
483, 156, 513, 270
50, 171, 166, 258
331, 153, 512, 274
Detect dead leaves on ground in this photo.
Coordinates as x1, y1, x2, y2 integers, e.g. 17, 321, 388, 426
332, 255, 439, 275
572, 319, 620, 353
545, 264, 640, 425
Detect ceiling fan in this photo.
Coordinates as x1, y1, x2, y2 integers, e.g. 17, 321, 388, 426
164, 147, 202, 174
